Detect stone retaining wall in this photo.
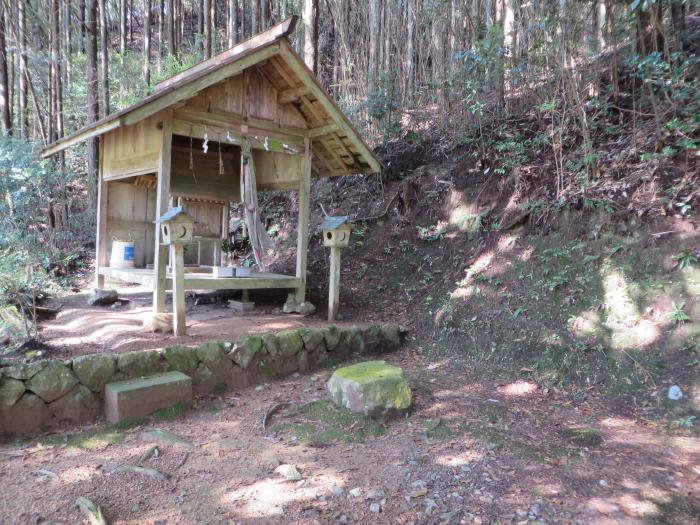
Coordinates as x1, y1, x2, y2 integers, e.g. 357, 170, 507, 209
0, 324, 406, 437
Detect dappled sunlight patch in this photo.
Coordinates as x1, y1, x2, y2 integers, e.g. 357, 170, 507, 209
435, 448, 483, 467
222, 471, 344, 518
567, 310, 602, 337
451, 250, 495, 299
586, 497, 622, 516
617, 493, 660, 517
519, 245, 535, 262
497, 234, 519, 252
59, 465, 100, 483
496, 380, 538, 397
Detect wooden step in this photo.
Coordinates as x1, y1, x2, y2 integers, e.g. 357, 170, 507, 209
105, 371, 192, 423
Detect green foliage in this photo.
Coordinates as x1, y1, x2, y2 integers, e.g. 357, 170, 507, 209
668, 302, 692, 325
673, 249, 698, 270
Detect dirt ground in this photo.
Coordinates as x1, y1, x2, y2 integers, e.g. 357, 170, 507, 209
30, 282, 358, 360
1, 345, 698, 525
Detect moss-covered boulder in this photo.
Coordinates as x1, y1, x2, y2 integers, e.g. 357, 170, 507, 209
117, 350, 163, 378
334, 326, 364, 358
261, 333, 280, 357
0, 377, 26, 406
163, 346, 200, 373
49, 384, 100, 424
196, 341, 228, 370
229, 336, 263, 369
361, 325, 384, 354
328, 361, 411, 418
276, 329, 304, 357
25, 362, 79, 402
380, 324, 404, 352
72, 353, 116, 392
322, 326, 341, 352
299, 328, 325, 354
3, 360, 48, 380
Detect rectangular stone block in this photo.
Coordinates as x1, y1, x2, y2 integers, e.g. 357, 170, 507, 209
105, 371, 192, 423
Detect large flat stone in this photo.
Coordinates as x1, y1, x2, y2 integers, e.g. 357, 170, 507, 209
328, 360, 411, 418
105, 371, 192, 423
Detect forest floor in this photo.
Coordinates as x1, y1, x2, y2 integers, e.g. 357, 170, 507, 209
1, 344, 699, 524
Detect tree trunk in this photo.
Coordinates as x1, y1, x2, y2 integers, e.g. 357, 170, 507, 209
144, 0, 151, 85
86, 0, 100, 207
368, 0, 379, 96
252, 0, 259, 35
303, 0, 318, 75
229, 0, 238, 47
120, 0, 127, 54
78, 0, 86, 53
98, 0, 109, 116
670, 0, 687, 51
51, 0, 63, 140
241, 0, 246, 39
204, 0, 212, 58
0, 2, 11, 135
18, 0, 28, 137
406, 0, 415, 102
167, 0, 175, 56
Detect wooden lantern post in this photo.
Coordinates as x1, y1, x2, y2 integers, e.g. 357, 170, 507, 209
155, 207, 195, 336
320, 216, 351, 322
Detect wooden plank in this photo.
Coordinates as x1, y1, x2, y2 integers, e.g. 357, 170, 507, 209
278, 86, 312, 104
104, 150, 160, 180
172, 118, 304, 155
307, 123, 339, 138
155, 17, 298, 91
328, 247, 341, 321
124, 45, 281, 127
95, 141, 109, 288
295, 138, 312, 303
175, 106, 308, 139
171, 244, 186, 335
40, 118, 121, 158
279, 41, 382, 173
153, 114, 173, 313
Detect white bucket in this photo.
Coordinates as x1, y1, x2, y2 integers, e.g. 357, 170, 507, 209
110, 238, 135, 269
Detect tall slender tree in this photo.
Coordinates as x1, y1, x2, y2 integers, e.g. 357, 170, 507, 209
98, 0, 109, 116
303, 0, 318, 74
143, 0, 151, 85
86, 0, 100, 201
0, 1, 11, 135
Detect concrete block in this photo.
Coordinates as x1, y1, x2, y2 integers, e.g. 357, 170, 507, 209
105, 371, 192, 423
227, 299, 255, 312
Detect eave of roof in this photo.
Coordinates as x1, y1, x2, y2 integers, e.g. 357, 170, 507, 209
39, 16, 381, 175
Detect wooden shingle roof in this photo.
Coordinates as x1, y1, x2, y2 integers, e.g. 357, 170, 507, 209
40, 17, 381, 176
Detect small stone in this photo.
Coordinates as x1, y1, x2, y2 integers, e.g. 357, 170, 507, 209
668, 385, 683, 400
329, 485, 344, 497
25, 362, 79, 402
348, 487, 362, 497
599, 479, 609, 487
367, 489, 386, 499
88, 289, 119, 306
369, 503, 381, 513
274, 464, 302, 480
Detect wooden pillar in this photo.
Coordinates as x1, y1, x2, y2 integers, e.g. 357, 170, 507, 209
328, 246, 341, 321
171, 243, 185, 335
153, 114, 173, 313
94, 140, 108, 288
294, 138, 312, 303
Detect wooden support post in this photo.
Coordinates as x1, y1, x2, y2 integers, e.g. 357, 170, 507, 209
153, 114, 173, 313
328, 246, 341, 321
94, 141, 108, 288
295, 138, 312, 303
171, 244, 186, 336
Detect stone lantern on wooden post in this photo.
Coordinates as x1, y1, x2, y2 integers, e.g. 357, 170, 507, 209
320, 216, 351, 321
155, 207, 194, 336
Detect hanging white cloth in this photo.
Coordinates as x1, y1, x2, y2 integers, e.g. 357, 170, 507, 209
241, 140, 273, 270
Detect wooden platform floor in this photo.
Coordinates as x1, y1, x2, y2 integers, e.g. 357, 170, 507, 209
98, 266, 300, 290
